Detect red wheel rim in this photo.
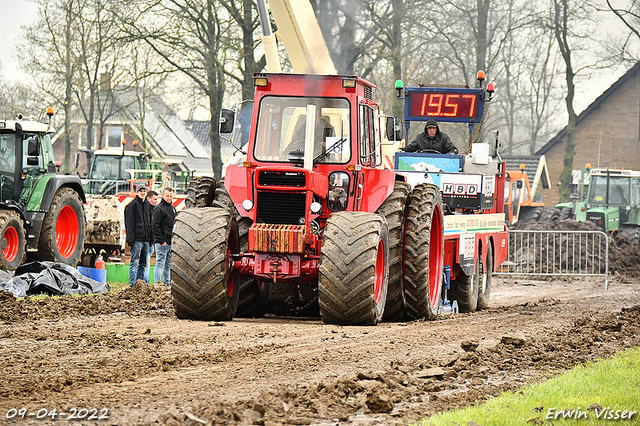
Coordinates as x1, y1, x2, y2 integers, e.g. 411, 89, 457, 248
374, 239, 385, 304
3, 225, 19, 262
56, 205, 79, 258
429, 204, 444, 308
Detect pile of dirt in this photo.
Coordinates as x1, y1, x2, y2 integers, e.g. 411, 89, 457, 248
0, 280, 173, 322
147, 304, 640, 426
510, 220, 640, 280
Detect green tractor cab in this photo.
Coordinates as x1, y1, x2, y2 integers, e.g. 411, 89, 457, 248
575, 168, 640, 247
0, 111, 86, 270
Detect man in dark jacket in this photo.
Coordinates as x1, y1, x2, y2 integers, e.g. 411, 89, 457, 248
152, 187, 177, 285
124, 184, 154, 286
400, 118, 458, 154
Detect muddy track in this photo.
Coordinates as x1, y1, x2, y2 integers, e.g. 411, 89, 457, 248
1, 276, 639, 425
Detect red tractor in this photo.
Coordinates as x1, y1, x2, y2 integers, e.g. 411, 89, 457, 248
170, 72, 507, 325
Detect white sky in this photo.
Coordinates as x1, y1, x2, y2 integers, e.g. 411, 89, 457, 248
0, 0, 38, 81
0, 0, 632, 115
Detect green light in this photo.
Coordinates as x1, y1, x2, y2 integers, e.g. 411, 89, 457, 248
395, 80, 403, 89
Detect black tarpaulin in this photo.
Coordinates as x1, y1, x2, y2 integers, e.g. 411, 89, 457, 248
0, 262, 110, 298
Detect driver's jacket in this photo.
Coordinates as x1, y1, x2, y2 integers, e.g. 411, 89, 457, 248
401, 130, 457, 154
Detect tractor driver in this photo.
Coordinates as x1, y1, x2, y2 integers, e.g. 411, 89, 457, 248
399, 118, 458, 154
286, 113, 335, 157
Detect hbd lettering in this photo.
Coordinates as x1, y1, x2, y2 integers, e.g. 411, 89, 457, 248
546, 407, 637, 420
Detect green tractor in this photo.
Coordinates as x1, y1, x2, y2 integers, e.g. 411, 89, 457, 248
0, 110, 86, 270
573, 168, 640, 246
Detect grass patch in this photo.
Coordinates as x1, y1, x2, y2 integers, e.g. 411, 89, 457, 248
420, 347, 640, 426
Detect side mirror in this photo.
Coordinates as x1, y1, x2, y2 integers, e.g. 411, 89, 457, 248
27, 137, 39, 156
516, 180, 523, 189
74, 152, 80, 169
219, 109, 235, 134
385, 116, 403, 142
27, 157, 39, 166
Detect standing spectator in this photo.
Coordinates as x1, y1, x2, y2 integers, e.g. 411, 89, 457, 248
144, 190, 159, 283
124, 185, 154, 286
152, 187, 177, 285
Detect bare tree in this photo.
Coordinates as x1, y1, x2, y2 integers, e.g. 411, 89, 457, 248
117, 0, 231, 178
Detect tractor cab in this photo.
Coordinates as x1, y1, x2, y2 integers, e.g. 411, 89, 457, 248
576, 168, 640, 233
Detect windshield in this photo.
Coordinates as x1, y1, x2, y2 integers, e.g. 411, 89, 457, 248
90, 155, 137, 180
0, 133, 17, 174
254, 96, 351, 163
589, 175, 630, 205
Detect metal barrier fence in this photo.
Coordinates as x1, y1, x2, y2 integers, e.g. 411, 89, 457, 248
495, 230, 609, 289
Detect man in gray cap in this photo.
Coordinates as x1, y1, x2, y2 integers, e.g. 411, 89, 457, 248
399, 118, 458, 154
124, 184, 154, 286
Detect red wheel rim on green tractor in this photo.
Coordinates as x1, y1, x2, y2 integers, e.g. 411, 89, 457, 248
428, 204, 444, 309
374, 239, 386, 304
2, 225, 19, 262
56, 205, 79, 258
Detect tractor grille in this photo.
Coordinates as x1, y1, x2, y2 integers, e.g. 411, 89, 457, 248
586, 212, 605, 229
256, 191, 306, 224
258, 171, 306, 187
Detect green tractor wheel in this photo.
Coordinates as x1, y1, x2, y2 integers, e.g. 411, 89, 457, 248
37, 187, 86, 267
0, 210, 26, 270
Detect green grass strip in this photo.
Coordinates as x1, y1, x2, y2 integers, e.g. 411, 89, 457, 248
420, 346, 640, 426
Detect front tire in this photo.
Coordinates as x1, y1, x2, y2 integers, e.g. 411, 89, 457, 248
0, 210, 26, 270
319, 212, 389, 325
171, 208, 239, 320
404, 183, 444, 321
450, 249, 480, 313
620, 223, 640, 250
38, 187, 85, 267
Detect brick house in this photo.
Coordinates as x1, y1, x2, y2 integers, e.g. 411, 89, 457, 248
536, 62, 640, 206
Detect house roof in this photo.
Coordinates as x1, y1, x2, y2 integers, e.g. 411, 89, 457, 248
61, 87, 214, 176
184, 119, 239, 162
502, 155, 550, 194
536, 61, 640, 156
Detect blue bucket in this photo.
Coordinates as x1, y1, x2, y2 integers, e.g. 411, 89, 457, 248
77, 266, 107, 283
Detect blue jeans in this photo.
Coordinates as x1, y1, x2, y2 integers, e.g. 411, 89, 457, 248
144, 244, 154, 282
129, 241, 150, 286
154, 243, 171, 285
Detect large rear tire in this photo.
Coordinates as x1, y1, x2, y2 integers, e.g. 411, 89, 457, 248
519, 206, 542, 223
477, 243, 493, 310
377, 181, 410, 322
37, 187, 85, 267
450, 249, 480, 313
404, 183, 444, 321
319, 212, 389, 325
538, 207, 560, 222
212, 182, 268, 318
185, 177, 216, 208
171, 208, 239, 320
0, 210, 26, 271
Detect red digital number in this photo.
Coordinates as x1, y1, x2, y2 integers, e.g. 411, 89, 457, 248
462, 94, 476, 117
443, 94, 459, 117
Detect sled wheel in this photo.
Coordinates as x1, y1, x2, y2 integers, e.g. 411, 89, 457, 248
477, 242, 493, 310
450, 247, 480, 313
0, 210, 26, 270
319, 212, 389, 325
404, 183, 444, 321
38, 187, 85, 266
212, 183, 268, 317
185, 177, 217, 208
377, 181, 410, 322
171, 208, 239, 320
